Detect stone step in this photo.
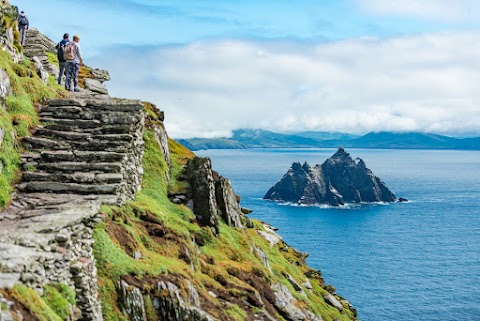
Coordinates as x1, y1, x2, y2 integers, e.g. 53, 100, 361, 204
22, 172, 124, 184
33, 161, 124, 174
22, 136, 69, 150
35, 127, 91, 141
39, 109, 142, 125
40, 118, 102, 129
18, 181, 122, 195
35, 128, 135, 143
21, 151, 127, 163
40, 118, 136, 134
22, 135, 133, 153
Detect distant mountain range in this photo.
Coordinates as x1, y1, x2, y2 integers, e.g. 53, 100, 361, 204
177, 129, 480, 151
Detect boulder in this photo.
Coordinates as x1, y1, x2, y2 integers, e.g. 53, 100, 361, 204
271, 283, 306, 321
323, 293, 343, 311
91, 68, 111, 82
264, 148, 398, 206
32, 56, 48, 83
84, 78, 109, 95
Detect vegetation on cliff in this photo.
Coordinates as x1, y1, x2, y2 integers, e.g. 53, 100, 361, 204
1, 3, 356, 320
0, 48, 63, 207
93, 128, 357, 321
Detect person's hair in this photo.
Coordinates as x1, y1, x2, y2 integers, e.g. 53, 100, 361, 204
20, 11, 24, 14
73, 35, 80, 41
63, 33, 69, 39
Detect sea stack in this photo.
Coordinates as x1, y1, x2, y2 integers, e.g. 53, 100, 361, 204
264, 147, 398, 206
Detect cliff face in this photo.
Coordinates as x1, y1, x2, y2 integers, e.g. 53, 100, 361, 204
264, 148, 397, 206
0, 4, 357, 321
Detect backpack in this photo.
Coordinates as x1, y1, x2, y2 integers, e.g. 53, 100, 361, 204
18, 16, 28, 26
63, 42, 75, 61
56, 42, 65, 61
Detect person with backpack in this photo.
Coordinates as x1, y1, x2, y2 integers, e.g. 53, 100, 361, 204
65, 35, 84, 92
55, 33, 70, 85
17, 11, 29, 46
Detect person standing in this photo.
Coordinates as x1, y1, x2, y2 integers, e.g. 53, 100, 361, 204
65, 35, 83, 92
17, 10, 29, 46
55, 33, 69, 85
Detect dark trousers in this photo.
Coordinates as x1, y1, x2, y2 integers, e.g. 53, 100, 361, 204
66, 62, 80, 91
19, 26, 27, 45
58, 62, 67, 85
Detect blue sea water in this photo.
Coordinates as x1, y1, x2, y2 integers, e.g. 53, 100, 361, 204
196, 148, 480, 321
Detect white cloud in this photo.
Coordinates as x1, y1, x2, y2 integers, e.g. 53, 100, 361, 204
96, 31, 480, 138
356, 0, 480, 21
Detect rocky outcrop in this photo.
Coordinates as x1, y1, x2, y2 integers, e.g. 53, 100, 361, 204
152, 280, 216, 321
215, 177, 243, 228
187, 157, 219, 234
264, 148, 398, 206
187, 156, 250, 233
152, 121, 171, 179
117, 280, 148, 321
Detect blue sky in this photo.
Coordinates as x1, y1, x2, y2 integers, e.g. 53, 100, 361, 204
16, 0, 480, 138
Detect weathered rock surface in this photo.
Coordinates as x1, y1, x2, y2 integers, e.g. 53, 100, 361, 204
152, 122, 171, 180
91, 69, 111, 82
264, 148, 398, 206
0, 68, 11, 108
271, 283, 306, 321
153, 280, 216, 321
215, 177, 243, 228
187, 156, 250, 233
84, 78, 109, 95
32, 56, 48, 83
117, 280, 148, 321
187, 157, 220, 234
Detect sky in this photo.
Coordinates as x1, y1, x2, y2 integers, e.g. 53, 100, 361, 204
15, 0, 480, 138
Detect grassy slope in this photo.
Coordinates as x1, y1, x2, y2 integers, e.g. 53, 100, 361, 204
0, 47, 64, 207
94, 130, 356, 321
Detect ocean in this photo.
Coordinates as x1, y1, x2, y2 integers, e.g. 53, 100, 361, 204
196, 148, 480, 321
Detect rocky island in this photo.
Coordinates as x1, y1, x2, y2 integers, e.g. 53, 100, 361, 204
0, 2, 358, 321
264, 148, 399, 206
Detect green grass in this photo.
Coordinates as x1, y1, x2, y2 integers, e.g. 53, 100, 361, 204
0, 46, 63, 207
226, 303, 248, 321
10, 285, 63, 321
43, 284, 76, 321
94, 128, 357, 321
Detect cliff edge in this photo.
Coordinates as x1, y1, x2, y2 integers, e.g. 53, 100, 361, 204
0, 3, 358, 321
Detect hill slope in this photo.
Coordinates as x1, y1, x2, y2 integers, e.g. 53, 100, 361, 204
179, 130, 480, 150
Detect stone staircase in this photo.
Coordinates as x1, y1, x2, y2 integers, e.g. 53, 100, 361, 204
0, 94, 145, 321
19, 95, 144, 203
23, 28, 58, 76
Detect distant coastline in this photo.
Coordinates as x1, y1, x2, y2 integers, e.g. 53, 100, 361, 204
178, 129, 480, 151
